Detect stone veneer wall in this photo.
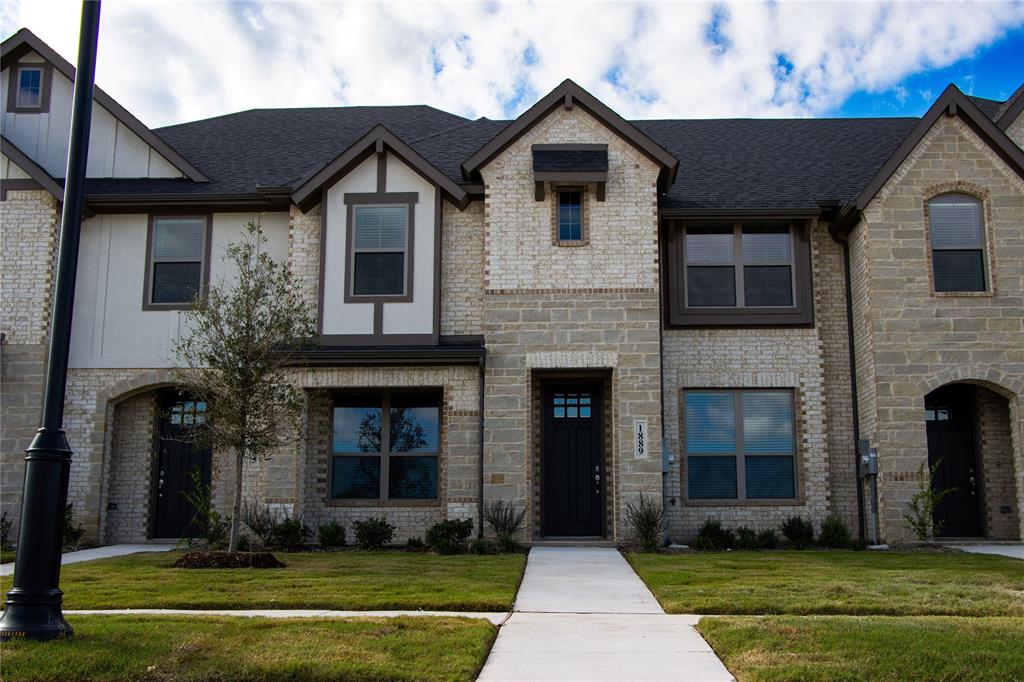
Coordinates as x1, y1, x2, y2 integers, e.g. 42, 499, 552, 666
103, 392, 156, 543
479, 105, 663, 540
288, 203, 322, 318
0, 189, 59, 533
1006, 112, 1024, 149
976, 387, 1020, 540
849, 115, 1024, 543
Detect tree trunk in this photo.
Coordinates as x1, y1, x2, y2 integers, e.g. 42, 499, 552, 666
228, 449, 244, 552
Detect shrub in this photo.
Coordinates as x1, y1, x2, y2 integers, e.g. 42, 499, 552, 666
469, 538, 497, 555
905, 458, 956, 542
483, 499, 526, 553
241, 500, 277, 548
625, 494, 664, 552
269, 518, 310, 550
180, 468, 230, 549
405, 537, 426, 551
62, 503, 86, 551
317, 520, 346, 548
781, 516, 815, 549
426, 518, 475, 555
819, 515, 852, 548
234, 534, 252, 552
692, 520, 735, 551
735, 526, 758, 550
1, 511, 12, 551
353, 517, 396, 550
756, 528, 779, 549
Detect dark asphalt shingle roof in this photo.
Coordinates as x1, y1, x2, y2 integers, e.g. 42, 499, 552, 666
79, 102, 964, 210
967, 96, 1004, 120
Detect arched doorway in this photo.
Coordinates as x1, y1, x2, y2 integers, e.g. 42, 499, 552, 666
924, 384, 982, 537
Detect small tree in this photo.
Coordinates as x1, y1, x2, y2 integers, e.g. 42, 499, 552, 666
905, 458, 956, 542
172, 221, 315, 552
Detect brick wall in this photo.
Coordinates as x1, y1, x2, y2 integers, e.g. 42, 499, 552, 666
104, 392, 156, 543
976, 387, 1020, 539
1006, 112, 1024, 149
441, 200, 485, 336
850, 115, 1024, 543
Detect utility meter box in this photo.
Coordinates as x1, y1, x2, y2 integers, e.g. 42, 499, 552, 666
858, 439, 878, 478
661, 438, 676, 474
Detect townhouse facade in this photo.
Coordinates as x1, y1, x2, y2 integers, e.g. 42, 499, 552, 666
2, 28, 1022, 547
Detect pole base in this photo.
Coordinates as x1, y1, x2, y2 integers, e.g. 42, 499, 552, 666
0, 591, 73, 641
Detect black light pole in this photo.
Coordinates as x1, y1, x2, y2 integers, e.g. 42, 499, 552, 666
0, 0, 101, 642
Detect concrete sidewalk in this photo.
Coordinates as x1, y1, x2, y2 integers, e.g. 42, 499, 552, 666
959, 544, 1024, 560
478, 547, 734, 681
0, 543, 174, 576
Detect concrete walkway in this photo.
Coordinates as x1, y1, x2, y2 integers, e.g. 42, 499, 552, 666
0, 543, 174, 576
478, 547, 734, 681
959, 544, 1024, 560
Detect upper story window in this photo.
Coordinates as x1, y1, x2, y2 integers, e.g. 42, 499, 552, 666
331, 391, 441, 501
666, 219, 813, 326
349, 204, 409, 298
145, 216, 209, 309
684, 389, 797, 502
928, 194, 986, 293
557, 189, 583, 242
6, 63, 50, 113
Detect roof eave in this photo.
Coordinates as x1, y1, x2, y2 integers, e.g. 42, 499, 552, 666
1, 134, 64, 200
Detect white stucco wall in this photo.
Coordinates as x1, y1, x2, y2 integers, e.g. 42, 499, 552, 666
1, 52, 182, 180
68, 211, 289, 368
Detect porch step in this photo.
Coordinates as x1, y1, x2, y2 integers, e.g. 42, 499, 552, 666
530, 539, 618, 548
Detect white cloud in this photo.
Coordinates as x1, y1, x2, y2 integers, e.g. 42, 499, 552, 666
3, 0, 1022, 128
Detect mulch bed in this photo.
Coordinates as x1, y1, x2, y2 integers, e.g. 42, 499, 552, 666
173, 551, 286, 569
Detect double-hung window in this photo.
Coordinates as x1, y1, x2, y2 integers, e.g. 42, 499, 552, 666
684, 389, 797, 501
350, 205, 409, 297
669, 219, 811, 325
928, 194, 986, 292
7, 63, 48, 113
331, 391, 440, 501
146, 216, 208, 307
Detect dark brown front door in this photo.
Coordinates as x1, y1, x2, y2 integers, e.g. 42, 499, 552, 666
153, 393, 212, 539
543, 384, 603, 537
925, 385, 982, 538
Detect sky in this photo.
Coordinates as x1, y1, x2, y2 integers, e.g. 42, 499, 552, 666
2, 1, 1023, 129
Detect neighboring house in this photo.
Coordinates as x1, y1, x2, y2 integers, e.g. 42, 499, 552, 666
2, 28, 1022, 546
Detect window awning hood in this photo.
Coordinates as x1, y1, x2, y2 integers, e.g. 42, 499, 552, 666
532, 144, 608, 182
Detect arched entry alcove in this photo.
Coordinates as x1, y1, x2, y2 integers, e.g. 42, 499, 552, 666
924, 382, 1020, 540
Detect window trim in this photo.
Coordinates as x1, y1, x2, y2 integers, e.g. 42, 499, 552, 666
666, 218, 814, 326
142, 214, 212, 311
682, 388, 801, 505
343, 193, 417, 303
553, 186, 587, 245
329, 389, 442, 503
925, 192, 991, 296
6, 61, 52, 114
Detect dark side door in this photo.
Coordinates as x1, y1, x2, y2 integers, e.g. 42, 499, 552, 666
153, 393, 212, 539
543, 384, 603, 537
925, 386, 982, 538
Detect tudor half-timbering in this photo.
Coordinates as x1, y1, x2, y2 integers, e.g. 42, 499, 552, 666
2, 28, 1022, 546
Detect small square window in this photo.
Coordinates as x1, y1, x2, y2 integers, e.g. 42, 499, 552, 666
557, 190, 583, 242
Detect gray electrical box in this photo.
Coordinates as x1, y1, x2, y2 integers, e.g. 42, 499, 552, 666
858, 440, 878, 478
661, 438, 676, 474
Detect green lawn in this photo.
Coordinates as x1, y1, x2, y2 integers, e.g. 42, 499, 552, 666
1, 551, 526, 611
1, 615, 496, 682
627, 550, 1024, 616
0, 550, 14, 564
698, 615, 1024, 681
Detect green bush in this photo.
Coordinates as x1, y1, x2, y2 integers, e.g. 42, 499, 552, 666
63, 503, 86, 551
483, 499, 526, 553
735, 526, 759, 550
405, 537, 426, 551
469, 538, 497, 555
180, 469, 230, 549
819, 515, 852, 548
756, 528, 779, 549
426, 519, 475, 555
353, 517, 396, 550
1, 511, 12, 551
693, 520, 735, 551
269, 518, 310, 550
317, 520, 346, 548
625, 494, 664, 552
781, 516, 815, 549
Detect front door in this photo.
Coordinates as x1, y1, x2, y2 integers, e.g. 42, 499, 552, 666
153, 394, 212, 539
543, 384, 603, 537
925, 385, 982, 537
